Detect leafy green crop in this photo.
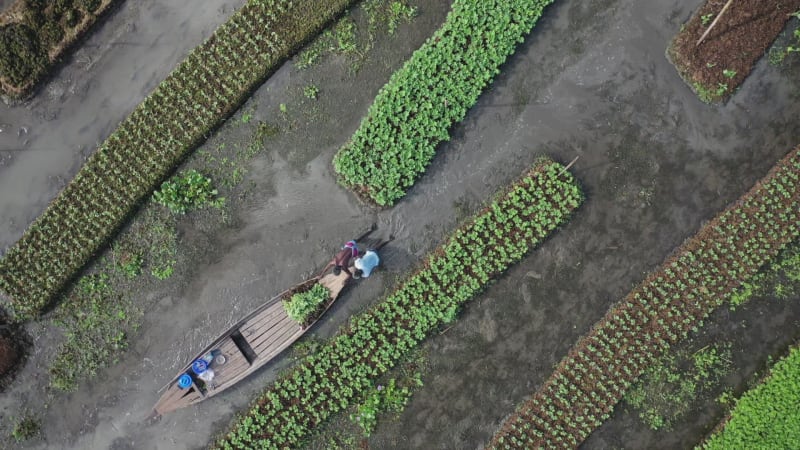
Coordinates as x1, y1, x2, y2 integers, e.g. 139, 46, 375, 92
333, 0, 556, 206
153, 169, 224, 214
700, 345, 800, 449
214, 158, 582, 449
283, 283, 331, 325
0, 0, 358, 321
489, 146, 800, 449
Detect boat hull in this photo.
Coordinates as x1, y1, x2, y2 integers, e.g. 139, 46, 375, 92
152, 272, 349, 415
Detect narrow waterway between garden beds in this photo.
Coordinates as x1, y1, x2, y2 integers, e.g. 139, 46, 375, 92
0, 0, 799, 448
0, 0, 241, 250
358, 0, 800, 448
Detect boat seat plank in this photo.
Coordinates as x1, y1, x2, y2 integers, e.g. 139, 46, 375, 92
209, 336, 251, 384
230, 331, 257, 364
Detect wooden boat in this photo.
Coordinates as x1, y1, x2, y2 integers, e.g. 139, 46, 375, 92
152, 271, 349, 416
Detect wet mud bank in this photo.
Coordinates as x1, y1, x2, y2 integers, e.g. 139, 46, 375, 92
0, 316, 28, 391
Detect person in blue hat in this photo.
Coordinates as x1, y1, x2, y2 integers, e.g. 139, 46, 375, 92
320, 224, 377, 278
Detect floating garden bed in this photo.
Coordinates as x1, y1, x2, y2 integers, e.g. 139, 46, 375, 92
214, 157, 583, 449
0, 0, 358, 321
667, 0, 800, 103
333, 0, 556, 206
489, 146, 800, 449
700, 344, 800, 449
0, 0, 121, 101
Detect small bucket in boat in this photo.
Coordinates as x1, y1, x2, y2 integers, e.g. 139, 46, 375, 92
178, 373, 192, 389
192, 359, 208, 375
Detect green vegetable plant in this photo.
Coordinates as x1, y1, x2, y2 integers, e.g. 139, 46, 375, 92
384, 1, 417, 35
303, 84, 319, 100
333, 0, 557, 206
489, 146, 800, 449
283, 283, 331, 326
153, 169, 224, 215
350, 378, 413, 437
214, 157, 583, 449
10, 413, 40, 442
0, 0, 359, 321
700, 345, 800, 449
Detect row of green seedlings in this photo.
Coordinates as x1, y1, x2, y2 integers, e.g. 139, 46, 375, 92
700, 344, 800, 449
0, 0, 358, 321
214, 158, 583, 449
333, 0, 556, 206
0, 0, 112, 99
488, 146, 800, 449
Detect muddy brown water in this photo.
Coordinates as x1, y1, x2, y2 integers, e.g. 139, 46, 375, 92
0, 0, 799, 448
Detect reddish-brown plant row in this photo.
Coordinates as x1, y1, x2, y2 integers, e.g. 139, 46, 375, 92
489, 146, 800, 449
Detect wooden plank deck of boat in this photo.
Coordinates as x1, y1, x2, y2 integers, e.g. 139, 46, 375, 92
217, 302, 304, 388
153, 272, 348, 415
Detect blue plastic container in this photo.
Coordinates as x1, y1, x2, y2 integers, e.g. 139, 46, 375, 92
192, 359, 208, 375
178, 373, 192, 389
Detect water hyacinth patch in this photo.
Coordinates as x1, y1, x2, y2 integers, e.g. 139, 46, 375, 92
333, 0, 556, 206
215, 157, 583, 449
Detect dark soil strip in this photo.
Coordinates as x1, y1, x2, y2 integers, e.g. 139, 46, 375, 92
0, 313, 29, 391
667, 0, 800, 103
488, 146, 800, 449
0, 0, 122, 102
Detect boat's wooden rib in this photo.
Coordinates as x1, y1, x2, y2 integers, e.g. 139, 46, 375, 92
152, 272, 350, 416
